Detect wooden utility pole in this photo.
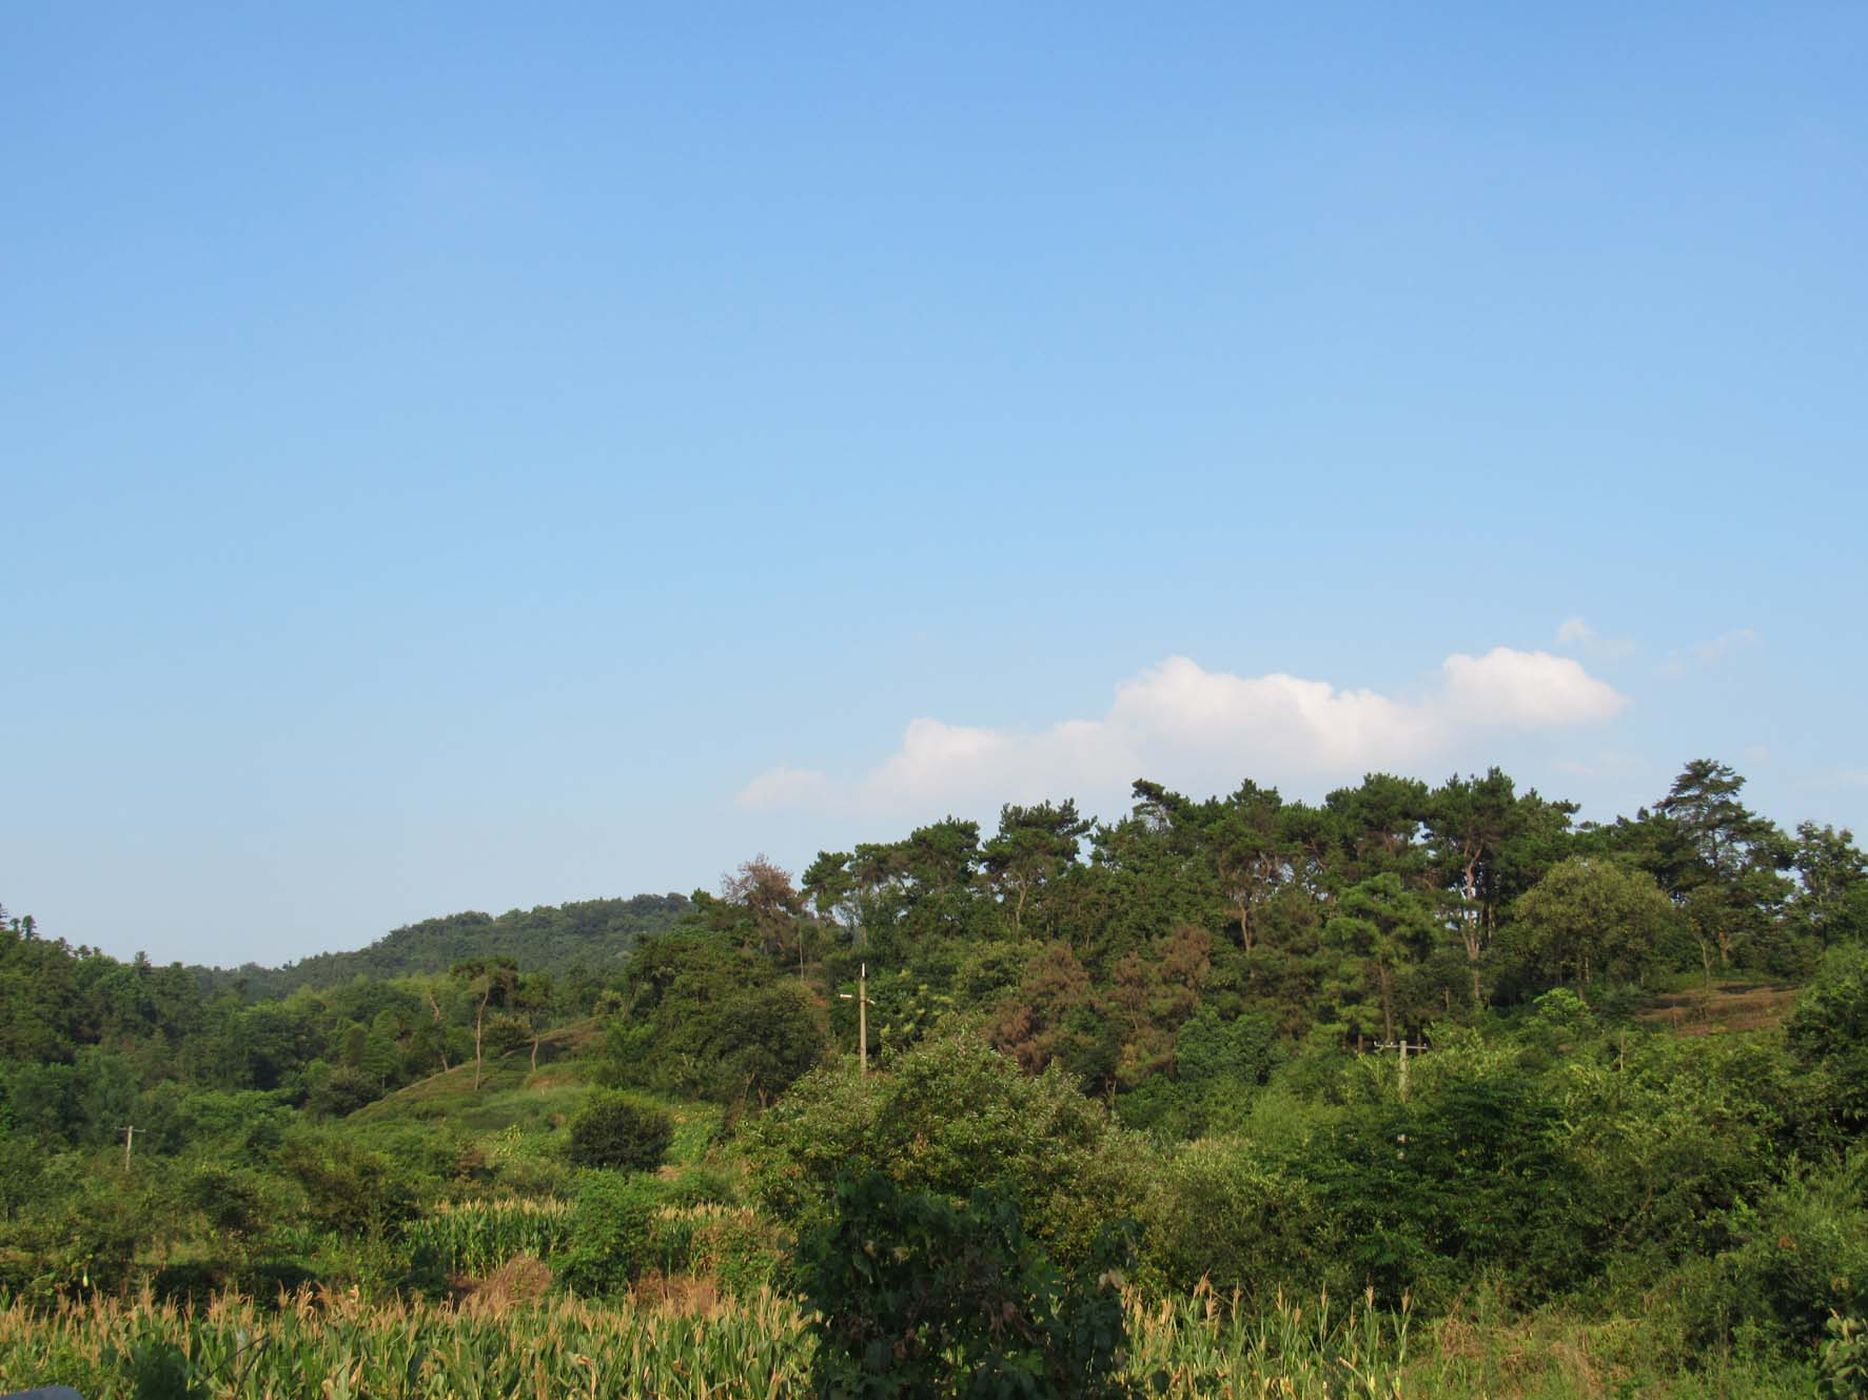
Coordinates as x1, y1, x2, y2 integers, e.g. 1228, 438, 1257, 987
118, 1124, 136, 1171
839, 962, 869, 1077
1375, 1038, 1430, 1101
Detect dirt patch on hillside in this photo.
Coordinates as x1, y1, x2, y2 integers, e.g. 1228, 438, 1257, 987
1636, 982, 1800, 1036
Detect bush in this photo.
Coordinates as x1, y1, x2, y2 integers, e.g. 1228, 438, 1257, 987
306, 1064, 382, 1118
556, 1174, 664, 1296
566, 1091, 675, 1172
799, 1170, 1134, 1398
1140, 1137, 1317, 1302
279, 1136, 420, 1236
748, 1033, 1147, 1266
1789, 945, 1868, 1126
1674, 1156, 1868, 1353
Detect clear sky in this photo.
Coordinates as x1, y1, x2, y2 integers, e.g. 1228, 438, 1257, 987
5, 4, 1864, 966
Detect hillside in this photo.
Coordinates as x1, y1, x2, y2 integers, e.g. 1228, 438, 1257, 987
204, 892, 692, 995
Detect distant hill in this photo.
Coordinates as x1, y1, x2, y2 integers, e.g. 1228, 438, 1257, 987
206, 893, 692, 997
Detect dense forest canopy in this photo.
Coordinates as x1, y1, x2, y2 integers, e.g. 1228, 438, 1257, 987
5, 757, 1868, 1393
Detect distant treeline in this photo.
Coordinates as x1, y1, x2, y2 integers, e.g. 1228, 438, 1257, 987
199, 893, 691, 996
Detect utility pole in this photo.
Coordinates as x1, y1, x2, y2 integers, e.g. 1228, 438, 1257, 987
118, 1124, 136, 1171
838, 962, 869, 1077
1375, 1038, 1430, 1101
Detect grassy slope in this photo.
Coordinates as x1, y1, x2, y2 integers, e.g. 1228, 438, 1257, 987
1636, 979, 1802, 1036
350, 1020, 721, 1171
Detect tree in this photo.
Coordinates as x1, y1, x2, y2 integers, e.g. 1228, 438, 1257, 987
1510, 857, 1676, 989
803, 850, 864, 950
1792, 821, 1868, 946
748, 1034, 1145, 1266
712, 980, 826, 1106
451, 957, 518, 1090
982, 800, 1090, 938
514, 971, 556, 1070
1648, 760, 1794, 972
1324, 874, 1440, 1042
1426, 769, 1576, 1007
721, 856, 809, 968
1203, 782, 1289, 958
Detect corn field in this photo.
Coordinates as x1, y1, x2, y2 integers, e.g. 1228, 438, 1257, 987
1126, 1286, 1410, 1399
0, 1289, 813, 1399
0, 1286, 1420, 1399
404, 1198, 577, 1277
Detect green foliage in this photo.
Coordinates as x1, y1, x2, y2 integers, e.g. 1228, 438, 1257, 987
212, 893, 692, 996
1510, 856, 1677, 988
1, 756, 1862, 1386
279, 1135, 420, 1236
1309, 1060, 1577, 1305
800, 1170, 1134, 1398
556, 1173, 664, 1296
1140, 1137, 1318, 1302
565, 1090, 674, 1172
1789, 944, 1868, 1125
1824, 1312, 1868, 1398
749, 1035, 1146, 1266
605, 932, 824, 1105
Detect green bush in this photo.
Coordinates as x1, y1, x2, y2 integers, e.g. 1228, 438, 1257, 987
566, 1091, 675, 1172
557, 1173, 664, 1296
279, 1136, 420, 1236
748, 1033, 1147, 1267
1141, 1137, 1317, 1302
1790, 945, 1868, 1127
1679, 1156, 1868, 1352
799, 1170, 1134, 1398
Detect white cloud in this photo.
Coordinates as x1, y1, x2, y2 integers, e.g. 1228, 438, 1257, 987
738, 647, 1629, 815
1441, 647, 1627, 728
1554, 617, 1637, 659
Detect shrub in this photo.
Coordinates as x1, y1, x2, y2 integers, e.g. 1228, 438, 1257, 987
557, 1174, 664, 1296
799, 1170, 1134, 1398
1140, 1137, 1317, 1302
279, 1136, 420, 1236
566, 1091, 674, 1172
1789, 945, 1868, 1126
306, 1064, 383, 1118
748, 1033, 1146, 1266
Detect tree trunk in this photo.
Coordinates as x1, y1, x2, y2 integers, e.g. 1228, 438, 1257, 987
426, 987, 450, 1071
472, 998, 487, 1091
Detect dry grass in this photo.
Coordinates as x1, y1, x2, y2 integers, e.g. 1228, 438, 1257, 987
1637, 982, 1801, 1036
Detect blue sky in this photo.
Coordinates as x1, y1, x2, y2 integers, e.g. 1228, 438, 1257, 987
4, 4, 1864, 965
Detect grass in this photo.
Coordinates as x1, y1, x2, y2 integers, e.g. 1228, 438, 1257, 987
1636, 980, 1802, 1037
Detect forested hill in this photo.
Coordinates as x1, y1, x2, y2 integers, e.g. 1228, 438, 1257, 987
203, 893, 691, 995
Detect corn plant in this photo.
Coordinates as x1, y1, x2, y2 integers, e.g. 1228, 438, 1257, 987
404, 1198, 577, 1277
